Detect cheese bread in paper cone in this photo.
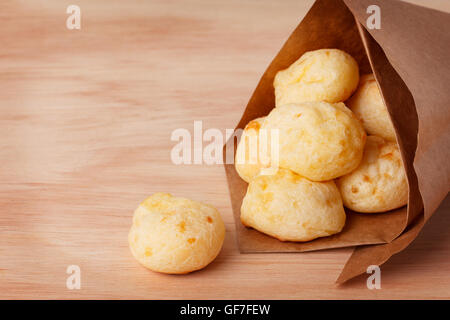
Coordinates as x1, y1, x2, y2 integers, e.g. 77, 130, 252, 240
223, 0, 450, 283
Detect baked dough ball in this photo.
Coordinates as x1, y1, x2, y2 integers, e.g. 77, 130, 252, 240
241, 168, 346, 242
274, 49, 359, 106
128, 193, 225, 274
336, 136, 408, 213
347, 74, 396, 141
262, 102, 366, 181
235, 117, 271, 183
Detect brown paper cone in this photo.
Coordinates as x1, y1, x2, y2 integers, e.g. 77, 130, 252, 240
337, 0, 450, 283
223, 0, 450, 282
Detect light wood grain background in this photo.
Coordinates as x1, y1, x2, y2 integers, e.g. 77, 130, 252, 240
1, 0, 449, 299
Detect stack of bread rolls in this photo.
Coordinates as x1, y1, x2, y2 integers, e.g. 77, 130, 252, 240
235, 49, 408, 242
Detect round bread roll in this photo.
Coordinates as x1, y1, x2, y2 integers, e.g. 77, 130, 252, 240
336, 136, 408, 213
347, 74, 396, 141
128, 193, 225, 274
262, 102, 366, 181
235, 117, 271, 183
241, 168, 346, 242
274, 48, 359, 106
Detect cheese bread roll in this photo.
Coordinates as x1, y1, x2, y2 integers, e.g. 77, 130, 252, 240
347, 74, 396, 141
235, 117, 270, 183
129, 193, 225, 274
274, 49, 359, 106
241, 169, 346, 242
337, 136, 408, 213
262, 102, 366, 181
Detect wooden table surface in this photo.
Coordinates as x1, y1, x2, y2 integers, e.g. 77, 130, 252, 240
1, 0, 449, 299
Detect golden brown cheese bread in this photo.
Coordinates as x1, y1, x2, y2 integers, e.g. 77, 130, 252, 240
241, 168, 346, 242
337, 136, 408, 213
274, 49, 359, 106
129, 193, 225, 274
262, 102, 366, 181
347, 74, 396, 141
